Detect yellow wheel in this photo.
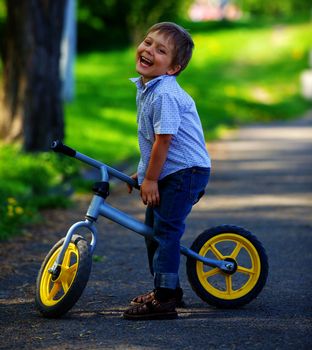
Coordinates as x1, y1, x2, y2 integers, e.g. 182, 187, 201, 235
35, 235, 92, 318
186, 225, 268, 308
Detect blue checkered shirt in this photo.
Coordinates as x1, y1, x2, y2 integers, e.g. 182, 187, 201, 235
131, 75, 211, 185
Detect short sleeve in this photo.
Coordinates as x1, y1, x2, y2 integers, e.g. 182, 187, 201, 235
152, 93, 181, 135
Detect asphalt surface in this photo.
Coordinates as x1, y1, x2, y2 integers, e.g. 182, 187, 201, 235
0, 113, 311, 349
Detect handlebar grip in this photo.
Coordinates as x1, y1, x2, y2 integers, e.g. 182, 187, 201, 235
51, 140, 76, 157
132, 178, 140, 190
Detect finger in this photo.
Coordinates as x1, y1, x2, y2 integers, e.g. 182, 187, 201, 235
127, 184, 133, 193
145, 194, 153, 206
150, 192, 159, 206
150, 195, 158, 207
149, 195, 155, 207
150, 194, 157, 206
141, 193, 148, 205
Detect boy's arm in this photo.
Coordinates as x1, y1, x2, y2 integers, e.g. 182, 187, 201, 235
141, 134, 172, 206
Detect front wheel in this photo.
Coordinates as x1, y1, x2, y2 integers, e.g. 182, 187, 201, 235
35, 234, 92, 318
186, 225, 268, 308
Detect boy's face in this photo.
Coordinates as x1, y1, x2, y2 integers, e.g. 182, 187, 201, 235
136, 31, 181, 84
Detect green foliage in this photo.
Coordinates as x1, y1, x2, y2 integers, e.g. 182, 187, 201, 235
236, 0, 312, 18
126, 0, 192, 43
0, 145, 75, 240
0, 0, 6, 20
77, 0, 191, 51
75, 0, 311, 51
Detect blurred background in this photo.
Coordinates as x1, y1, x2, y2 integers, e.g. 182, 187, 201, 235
0, 0, 311, 239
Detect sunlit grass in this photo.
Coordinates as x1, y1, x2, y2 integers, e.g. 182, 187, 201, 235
65, 48, 139, 163
67, 106, 138, 162
66, 22, 311, 164
179, 21, 312, 127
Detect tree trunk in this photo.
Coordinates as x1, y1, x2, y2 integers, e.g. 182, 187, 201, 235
0, 0, 66, 151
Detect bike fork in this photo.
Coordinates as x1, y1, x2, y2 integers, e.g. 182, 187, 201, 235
49, 218, 98, 277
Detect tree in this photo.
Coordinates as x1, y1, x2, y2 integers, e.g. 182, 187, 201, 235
0, 0, 66, 151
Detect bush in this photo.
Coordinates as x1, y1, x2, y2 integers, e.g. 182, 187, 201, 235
0, 145, 77, 240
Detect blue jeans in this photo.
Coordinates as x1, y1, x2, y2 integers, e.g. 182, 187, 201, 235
144, 167, 210, 290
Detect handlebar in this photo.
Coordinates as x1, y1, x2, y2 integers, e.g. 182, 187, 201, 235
51, 140, 76, 157
51, 140, 140, 190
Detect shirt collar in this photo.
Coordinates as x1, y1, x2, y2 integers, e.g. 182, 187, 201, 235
130, 75, 169, 92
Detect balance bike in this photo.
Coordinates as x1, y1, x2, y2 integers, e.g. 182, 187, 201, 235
35, 141, 268, 318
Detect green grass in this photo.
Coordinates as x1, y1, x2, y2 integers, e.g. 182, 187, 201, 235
0, 145, 74, 239
65, 49, 139, 164
1, 19, 311, 239
65, 21, 312, 163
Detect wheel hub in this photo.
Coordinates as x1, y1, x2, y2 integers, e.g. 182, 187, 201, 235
49, 265, 62, 282
223, 257, 238, 275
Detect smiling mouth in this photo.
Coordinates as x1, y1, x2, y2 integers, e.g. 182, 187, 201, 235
140, 56, 153, 67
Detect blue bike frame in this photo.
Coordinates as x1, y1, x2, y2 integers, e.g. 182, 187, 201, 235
50, 141, 235, 274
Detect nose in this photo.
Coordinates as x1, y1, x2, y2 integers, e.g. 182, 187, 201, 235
144, 45, 154, 56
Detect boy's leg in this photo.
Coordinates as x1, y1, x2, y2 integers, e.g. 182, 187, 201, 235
131, 205, 183, 305
144, 207, 182, 286
144, 206, 157, 277
132, 168, 209, 299
124, 168, 210, 319
130, 206, 182, 305
152, 168, 210, 296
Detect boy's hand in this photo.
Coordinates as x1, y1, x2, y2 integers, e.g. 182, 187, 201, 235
140, 178, 159, 206
127, 173, 138, 194
138, 134, 172, 206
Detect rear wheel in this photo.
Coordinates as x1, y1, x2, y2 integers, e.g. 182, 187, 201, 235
35, 234, 92, 318
186, 225, 268, 308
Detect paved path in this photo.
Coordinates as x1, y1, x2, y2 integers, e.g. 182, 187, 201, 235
0, 113, 311, 349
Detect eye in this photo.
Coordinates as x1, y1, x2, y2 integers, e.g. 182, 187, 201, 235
144, 39, 152, 46
158, 48, 166, 54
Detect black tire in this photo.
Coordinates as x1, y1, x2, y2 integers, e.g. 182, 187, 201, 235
186, 225, 268, 308
35, 234, 92, 318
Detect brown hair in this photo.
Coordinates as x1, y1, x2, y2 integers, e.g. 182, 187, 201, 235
147, 22, 194, 75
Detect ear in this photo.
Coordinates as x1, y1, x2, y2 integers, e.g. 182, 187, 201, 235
166, 64, 181, 76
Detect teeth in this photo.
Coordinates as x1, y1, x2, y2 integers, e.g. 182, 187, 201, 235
141, 56, 152, 65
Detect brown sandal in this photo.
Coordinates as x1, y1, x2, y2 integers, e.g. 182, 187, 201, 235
123, 299, 177, 320
130, 288, 185, 307
130, 290, 156, 305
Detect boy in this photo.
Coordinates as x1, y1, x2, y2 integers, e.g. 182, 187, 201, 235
124, 22, 211, 320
